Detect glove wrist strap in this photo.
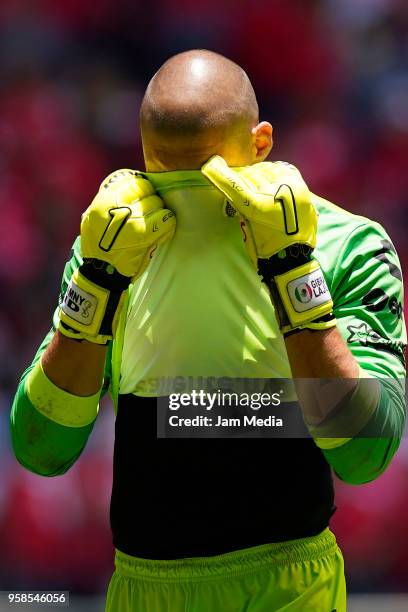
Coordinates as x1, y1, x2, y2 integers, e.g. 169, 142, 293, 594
80, 259, 130, 292
58, 259, 130, 343
259, 255, 336, 335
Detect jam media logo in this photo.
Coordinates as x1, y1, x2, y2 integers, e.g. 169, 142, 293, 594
294, 282, 313, 304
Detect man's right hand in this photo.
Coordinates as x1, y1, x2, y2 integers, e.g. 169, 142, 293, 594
58, 169, 176, 344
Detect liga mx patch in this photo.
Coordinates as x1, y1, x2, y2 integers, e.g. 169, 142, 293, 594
61, 279, 97, 326
287, 266, 331, 313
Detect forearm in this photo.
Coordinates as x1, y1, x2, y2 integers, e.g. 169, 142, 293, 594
11, 381, 95, 476
42, 331, 107, 396
285, 327, 403, 483
26, 330, 105, 430
202, 155, 405, 484
11, 331, 106, 476
11, 372, 97, 477
285, 327, 359, 378
284, 327, 362, 428
321, 376, 405, 484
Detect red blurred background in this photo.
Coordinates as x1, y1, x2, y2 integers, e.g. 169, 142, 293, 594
0, 0, 407, 598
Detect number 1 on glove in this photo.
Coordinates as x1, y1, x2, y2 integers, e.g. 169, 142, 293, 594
59, 169, 176, 344
201, 155, 336, 336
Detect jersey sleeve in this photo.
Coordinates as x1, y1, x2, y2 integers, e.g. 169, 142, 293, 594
10, 237, 113, 476
320, 220, 406, 484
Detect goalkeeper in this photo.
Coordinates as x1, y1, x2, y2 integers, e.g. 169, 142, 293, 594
11, 50, 406, 611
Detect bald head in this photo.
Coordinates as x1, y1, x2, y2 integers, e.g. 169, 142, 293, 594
141, 50, 258, 137
140, 50, 269, 171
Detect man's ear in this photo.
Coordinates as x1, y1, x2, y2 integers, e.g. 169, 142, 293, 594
252, 122, 273, 162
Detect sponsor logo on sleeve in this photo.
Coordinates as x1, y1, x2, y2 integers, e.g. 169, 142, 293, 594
362, 287, 403, 320
347, 322, 382, 345
374, 239, 402, 281
347, 321, 406, 366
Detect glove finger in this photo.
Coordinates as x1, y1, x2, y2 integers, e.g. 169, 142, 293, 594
201, 155, 255, 216
100, 169, 155, 201
237, 163, 279, 193
105, 208, 175, 276
136, 208, 176, 247
96, 205, 175, 253
128, 194, 164, 217
127, 209, 176, 278
100, 168, 138, 190
239, 218, 258, 268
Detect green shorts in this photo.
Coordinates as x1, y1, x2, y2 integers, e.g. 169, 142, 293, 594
105, 528, 346, 611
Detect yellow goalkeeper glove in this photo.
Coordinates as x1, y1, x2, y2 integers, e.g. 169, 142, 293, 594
59, 169, 176, 344
201, 156, 336, 336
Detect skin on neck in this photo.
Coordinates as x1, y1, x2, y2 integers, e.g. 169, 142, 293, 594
142, 121, 274, 172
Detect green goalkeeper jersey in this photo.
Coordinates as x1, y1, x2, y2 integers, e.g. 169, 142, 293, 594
116, 166, 406, 399
10, 163, 406, 550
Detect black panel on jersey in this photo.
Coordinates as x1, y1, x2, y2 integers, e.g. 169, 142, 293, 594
111, 394, 335, 559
